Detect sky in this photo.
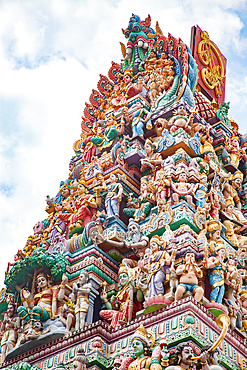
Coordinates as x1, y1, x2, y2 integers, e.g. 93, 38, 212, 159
1, 0, 247, 287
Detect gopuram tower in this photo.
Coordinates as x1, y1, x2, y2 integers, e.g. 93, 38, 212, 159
1, 13, 247, 370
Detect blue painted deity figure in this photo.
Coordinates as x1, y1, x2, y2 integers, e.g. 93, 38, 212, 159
131, 101, 152, 137
194, 174, 208, 207
204, 240, 227, 304
105, 173, 123, 217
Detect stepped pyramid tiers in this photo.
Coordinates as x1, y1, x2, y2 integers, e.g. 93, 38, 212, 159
2, 13, 247, 370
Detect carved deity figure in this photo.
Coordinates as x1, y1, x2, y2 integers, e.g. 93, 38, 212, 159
140, 139, 163, 177
166, 343, 209, 370
194, 174, 208, 208
171, 170, 195, 207
225, 135, 242, 168
94, 218, 149, 256
17, 272, 68, 324
105, 173, 123, 217
123, 177, 155, 222
100, 263, 143, 327
138, 236, 175, 297
203, 241, 227, 304
154, 169, 171, 204
91, 116, 124, 151
222, 171, 243, 211
127, 325, 159, 370
222, 197, 245, 248
1, 301, 20, 363
131, 101, 152, 137
16, 320, 46, 348
174, 252, 204, 302
70, 270, 92, 330
168, 106, 193, 134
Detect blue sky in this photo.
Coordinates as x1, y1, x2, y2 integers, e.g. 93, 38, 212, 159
1, 0, 247, 286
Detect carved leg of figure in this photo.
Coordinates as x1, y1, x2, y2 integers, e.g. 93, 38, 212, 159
174, 285, 186, 301
1, 344, 7, 363
186, 195, 195, 208
80, 312, 87, 329
66, 313, 74, 331
194, 286, 204, 302
75, 312, 80, 331
172, 193, 179, 203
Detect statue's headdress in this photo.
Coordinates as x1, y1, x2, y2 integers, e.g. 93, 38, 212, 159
225, 197, 234, 208
131, 324, 155, 348
206, 220, 222, 233
118, 263, 135, 279
210, 240, 226, 254
149, 235, 165, 249
232, 170, 243, 181
200, 141, 214, 155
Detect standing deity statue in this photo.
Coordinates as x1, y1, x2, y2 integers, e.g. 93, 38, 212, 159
138, 236, 175, 297
1, 300, 20, 363
105, 173, 123, 217
70, 270, 92, 330
203, 241, 227, 304
140, 139, 163, 177
131, 101, 152, 137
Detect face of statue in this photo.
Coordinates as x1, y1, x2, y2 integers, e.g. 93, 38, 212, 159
110, 173, 117, 183
123, 74, 131, 84
128, 223, 139, 236
217, 248, 226, 259
37, 275, 48, 290
7, 304, 15, 317
145, 143, 152, 155
77, 184, 86, 195
55, 203, 63, 212
231, 139, 239, 148
150, 241, 159, 253
177, 106, 187, 116
135, 101, 143, 109
226, 204, 234, 213
62, 187, 70, 198
204, 152, 213, 162
132, 339, 144, 357
179, 172, 187, 182
180, 346, 193, 366
210, 230, 221, 241
119, 272, 129, 287
185, 252, 195, 264
201, 176, 207, 184
33, 321, 42, 331
140, 182, 148, 192
79, 272, 87, 285
107, 116, 114, 125
233, 178, 242, 189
